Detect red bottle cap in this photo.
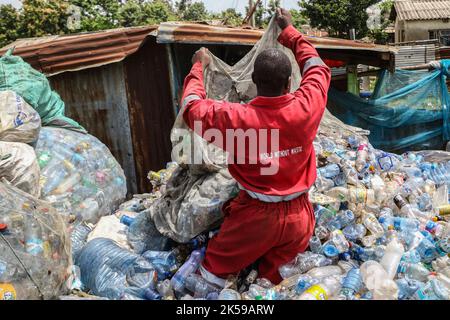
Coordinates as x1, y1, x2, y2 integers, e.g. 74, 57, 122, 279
0, 223, 7, 231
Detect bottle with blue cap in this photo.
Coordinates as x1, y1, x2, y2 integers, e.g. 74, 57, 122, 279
339, 268, 362, 299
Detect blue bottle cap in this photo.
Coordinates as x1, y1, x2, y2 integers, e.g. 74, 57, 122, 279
323, 244, 339, 257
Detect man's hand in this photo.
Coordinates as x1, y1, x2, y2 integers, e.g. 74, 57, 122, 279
192, 47, 211, 67
276, 8, 293, 30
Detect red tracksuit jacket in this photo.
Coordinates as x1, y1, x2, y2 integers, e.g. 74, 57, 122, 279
182, 25, 331, 197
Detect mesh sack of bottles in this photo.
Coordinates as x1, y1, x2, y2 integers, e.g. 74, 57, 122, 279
35, 127, 127, 225
0, 180, 71, 300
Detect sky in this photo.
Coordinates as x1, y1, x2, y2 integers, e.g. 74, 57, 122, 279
0, 0, 300, 13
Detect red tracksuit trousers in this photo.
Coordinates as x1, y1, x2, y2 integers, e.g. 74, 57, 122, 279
201, 190, 315, 285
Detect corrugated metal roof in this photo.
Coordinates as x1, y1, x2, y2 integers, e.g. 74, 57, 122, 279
0, 26, 158, 76
157, 22, 395, 53
0, 22, 395, 76
394, 0, 450, 21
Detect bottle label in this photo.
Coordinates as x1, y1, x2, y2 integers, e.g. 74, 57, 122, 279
304, 285, 328, 300
357, 144, 368, 152
0, 284, 17, 300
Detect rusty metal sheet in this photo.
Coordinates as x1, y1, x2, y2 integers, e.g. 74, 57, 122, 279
124, 37, 175, 193
1, 26, 157, 76
49, 62, 138, 194
157, 22, 396, 53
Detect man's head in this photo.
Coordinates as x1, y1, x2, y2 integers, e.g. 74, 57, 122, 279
252, 48, 292, 97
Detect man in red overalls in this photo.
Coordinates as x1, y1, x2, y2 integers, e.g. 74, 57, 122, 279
181, 9, 331, 286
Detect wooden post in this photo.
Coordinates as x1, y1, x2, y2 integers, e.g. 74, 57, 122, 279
347, 65, 360, 95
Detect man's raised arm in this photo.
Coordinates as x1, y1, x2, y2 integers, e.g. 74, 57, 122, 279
276, 9, 331, 123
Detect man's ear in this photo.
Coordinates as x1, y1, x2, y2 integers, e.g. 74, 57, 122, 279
284, 76, 292, 94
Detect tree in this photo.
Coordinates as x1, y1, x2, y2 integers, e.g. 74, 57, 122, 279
119, 0, 145, 27
299, 0, 379, 39
290, 9, 308, 30
219, 8, 243, 27
19, 0, 70, 38
70, 0, 122, 32
182, 2, 208, 21
0, 4, 20, 48
141, 0, 177, 25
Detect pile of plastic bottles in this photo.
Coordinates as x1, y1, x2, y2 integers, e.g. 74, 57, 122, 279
0, 181, 71, 300
35, 127, 127, 225
70, 129, 450, 300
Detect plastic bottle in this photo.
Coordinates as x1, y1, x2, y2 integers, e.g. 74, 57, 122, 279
23, 207, 44, 256
412, 278, 449, 300
70, 223, 93, 261
185, 274, 221, 299
294, 275, 318, 295
362, 212, 385, 238
306, 265, 343, 279
315, 205, 337, 229
309, 236, 322, 254
297, 275, 342, 300
394, 194, 431, 223
360, 260, 398, 300
339, 268, 363, 299
76, 238, 157, 299
380, 238, 405, 280
396, 278, 424, 300
329, 229, 350, 253
279, 252, 332, 279
170, 248, 205, 294
397, 262, 431, 282
318, 163, 341, 179
156, 279, 175, 300
218, 288, 241, 300
343, 224, 366, 241
355, 144, 369, 172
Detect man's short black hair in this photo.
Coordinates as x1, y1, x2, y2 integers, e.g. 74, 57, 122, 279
252, 48, 292, 95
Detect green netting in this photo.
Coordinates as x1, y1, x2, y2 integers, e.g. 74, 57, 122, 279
0, 49, 85, 132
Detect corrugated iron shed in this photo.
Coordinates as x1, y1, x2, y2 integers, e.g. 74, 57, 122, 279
394, 0, 450, 21
1, 22, 396, 76
0, 26, 158, 76
157, 22, 394, 52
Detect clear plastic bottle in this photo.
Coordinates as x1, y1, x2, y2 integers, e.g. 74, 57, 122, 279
306, 265, 343, 279
412, 278, 449, 300
329, 229, 350, 253
360, 260, 398, 300
170, 248, 205, 294
396, 278, 424, 300
279, 252, 332, 279
362, 212, 385, 238
185, 274, 221, 299
309, 236, 322, 254
294, 275, 318, 295
355, 144, 369, 172
397, 262, 431, 282
380, 238, 405, 280
318, 163, 341, 179
339, 268, 363, 299
343, 223, 366, 241
394, 194, 431, 223
218, 288, 241, 300
297, 275, 342, 300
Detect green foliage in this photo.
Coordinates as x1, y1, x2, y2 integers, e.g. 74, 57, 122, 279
290, 9, 308, 30
299, 0, 379, 39
220, 8, 243, 27
0, 4, 20, 48
181, 2, 208, 21
19, 0, 70, 38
